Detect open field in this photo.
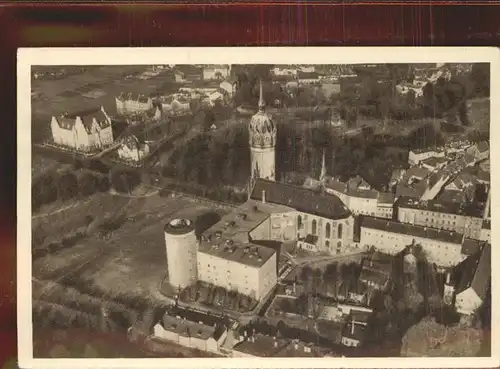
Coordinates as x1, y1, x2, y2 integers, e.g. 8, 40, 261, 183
33, 192, 229, 303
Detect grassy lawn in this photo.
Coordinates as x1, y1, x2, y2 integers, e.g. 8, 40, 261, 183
33, 192, 229, 303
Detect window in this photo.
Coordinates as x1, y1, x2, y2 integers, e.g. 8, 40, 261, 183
338, 224, 343, 239
312, 219, 317, 235
326, 223, 331, 238
337, 241, 342, 253
325, 240, 330, 249
297, 215, 303, 229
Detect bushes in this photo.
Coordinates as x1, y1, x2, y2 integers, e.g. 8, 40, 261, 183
110, 168, 141, 194
158, 181, 247, 205
32, 169, 110, 212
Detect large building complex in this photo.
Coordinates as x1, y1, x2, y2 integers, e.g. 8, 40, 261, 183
359, 216, 486, 268
397, 196, 485, 240
50, 106, 114, 152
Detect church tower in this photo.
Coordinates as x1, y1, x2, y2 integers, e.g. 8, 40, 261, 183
249, 80, 276, 182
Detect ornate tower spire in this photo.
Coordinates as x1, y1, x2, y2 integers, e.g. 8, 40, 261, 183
258, 79, 265, 111
320, 149, 326, 182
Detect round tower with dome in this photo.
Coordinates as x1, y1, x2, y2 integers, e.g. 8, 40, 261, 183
249, 80, 277, 182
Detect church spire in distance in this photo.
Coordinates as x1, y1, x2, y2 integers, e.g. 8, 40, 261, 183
258, 79, 265, 111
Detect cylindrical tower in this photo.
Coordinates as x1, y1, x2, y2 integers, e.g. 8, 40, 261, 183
249, 80, 276, 182
164, 218, 198, 290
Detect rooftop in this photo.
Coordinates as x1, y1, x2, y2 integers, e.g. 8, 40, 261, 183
455, 243, 490, 300
55, 107, 110, 133
198, 200, 285, 268
251, 179, 351, 220
164, 218, 195, 235
361, 216, 464, 244
398, 196, 484, 218
233, 334, 289, 357
160, 314, 225, 341
117, 92, 150, 103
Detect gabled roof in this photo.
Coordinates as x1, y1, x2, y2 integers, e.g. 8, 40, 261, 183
55, 107, 110, 134
455, 243, 490, 301
476, 141, 490, 153
461, 238, 483, 256
251, 179, 351, 220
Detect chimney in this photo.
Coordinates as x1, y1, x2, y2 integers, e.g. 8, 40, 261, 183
262, 190, 266, 204
446, 272, 451, 285
351, 316, 355, 335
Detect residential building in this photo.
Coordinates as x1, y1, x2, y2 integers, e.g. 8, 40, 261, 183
421, 156, 448, 171
117, 134, 151, 162
115, 92, 153, 115
358, 251, 395, 291
153, 308, 228, 353
219, 77, 238, 97
408, 148, 445, 166
297, 71, 321, 85
454, 244, 491, 315
232, 334, 290, 357
159, 95, 191, 115
50, 106, 113, 152
203, 65, 230, 81
466, 141, 490, 162
341, 318, 367, 348
397, 196, 485, 240
325, 176, 395, 219
360, 217, 475, 268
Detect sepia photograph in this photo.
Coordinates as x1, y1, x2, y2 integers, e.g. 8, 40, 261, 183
17, 47, 498, 368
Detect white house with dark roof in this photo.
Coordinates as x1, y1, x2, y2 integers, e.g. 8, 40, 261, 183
454, 243, 491, 315
115, 92, 153, 115
220, 77, 238, 97
153, 308, 228, 353
117, 134, 151, 163
324, 176, 395, 219
50, 106, 113, 151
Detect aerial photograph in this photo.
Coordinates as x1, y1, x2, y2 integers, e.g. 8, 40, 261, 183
30, 62, 491, 358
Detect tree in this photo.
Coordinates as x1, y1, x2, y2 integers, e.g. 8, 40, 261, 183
469, 63, 490, 98
110, 169, 141, 194
57, 172, 79, 201
278, 298, 293, 314
79, 173, 99, 197
300, 266, 313, 282
323, 262, 338, 286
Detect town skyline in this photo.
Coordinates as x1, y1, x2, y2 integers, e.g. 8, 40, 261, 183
18, 48, 496, 367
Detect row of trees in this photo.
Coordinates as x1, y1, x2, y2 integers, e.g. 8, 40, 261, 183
32, 170, 110, 212
32, 167, 143, 213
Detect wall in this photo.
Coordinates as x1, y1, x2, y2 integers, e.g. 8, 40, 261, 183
376, 204, 393, 219
360, 226, 465, 267
197, 251, 260, 300
51, 117, 78, 149
297, 212, 354, 255
257, 253, 278, 300
455, 289, 482, 316
153, 324, 180, 344
398, 207, 483, 239
165, 230, 198, 290
251, 146, 275, 182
